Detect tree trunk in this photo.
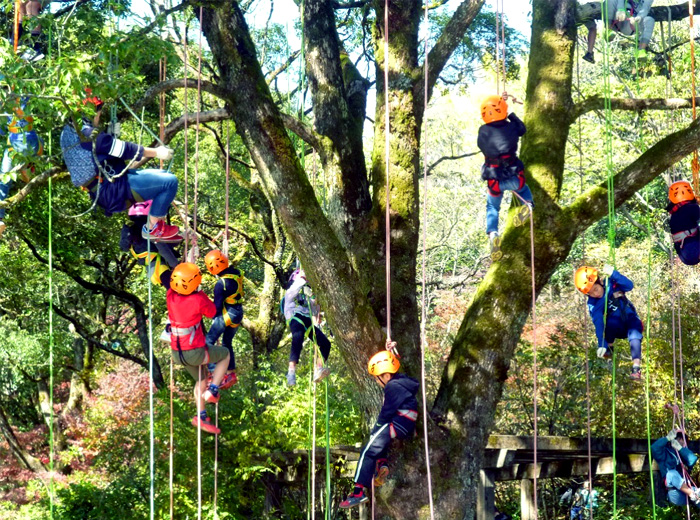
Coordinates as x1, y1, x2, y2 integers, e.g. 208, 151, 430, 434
37, 379, 67, 455
64, 337, 93, 415
0, 405, 45, 473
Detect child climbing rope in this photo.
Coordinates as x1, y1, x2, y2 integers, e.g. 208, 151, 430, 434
574, 265, 643, 380
667, 180, 700, 266
60, 90, 182, 243
583, 0, 655, 64
477, 94, 533, 261
283, 268, 331, 386
0, 96, 42, 238
119, 201, 180, 284
203, 249, 242, 389
340, 345, 418, 509
165, 263, 230, 435
651, 422, 700, 507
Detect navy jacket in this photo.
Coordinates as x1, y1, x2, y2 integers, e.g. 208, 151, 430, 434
213, 265, 243, 316
81, 123, 144, 177
477, 113, 526, 160
587, 270, 642, 349
372, 373, 419, 434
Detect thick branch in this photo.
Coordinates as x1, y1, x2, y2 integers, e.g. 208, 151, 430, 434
0, 168, 67, 209
577, 1, 700, 25
572, 96, 700, 121
128, 78, 230, 114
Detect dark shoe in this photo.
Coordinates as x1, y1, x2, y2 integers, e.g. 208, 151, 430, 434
582, 51, 595, 64
339, 489, 369, 509
630, 366, 642, 381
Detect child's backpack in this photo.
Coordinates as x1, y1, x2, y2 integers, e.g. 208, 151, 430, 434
61, 123, 96, 187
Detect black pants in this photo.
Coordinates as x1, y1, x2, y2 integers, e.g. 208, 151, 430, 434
288, 314, 331, 363
354, 417, 415, 488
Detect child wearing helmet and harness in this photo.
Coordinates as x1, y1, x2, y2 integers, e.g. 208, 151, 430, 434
165, 263, 230, 435
60, 91, 181, 243
574, 265, 643, 380
283, 268, 332, 387
340, 345, 419, 509
651, 423, 700, 507
667, 180, 700, 266
203, 249, 243, 389
119, 201, 180, 285
477, 94, 533, 261
583, 0, 655, 64
0, 96, 43, 238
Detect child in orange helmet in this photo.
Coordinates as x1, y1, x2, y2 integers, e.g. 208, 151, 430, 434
477, 94, 533, 261
667, 180, 700, 266
165, 263, 230, 435
203, 249, 243, 389
340, 343, 419, 509
574, 265, 643, 381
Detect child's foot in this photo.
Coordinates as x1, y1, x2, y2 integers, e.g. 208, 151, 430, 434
219, 372, 238, 390
489, 232, 502, 262
629, 366, 642, 381
0, 221, 6, 238
286, 371, 297, 387
339, 488, 369, 509
203, 384, 220, 404
313, 366, 331, 384
635, 48, 648, 61
142, 221, 184, 243
374, 462, 389, 487
582, 51, 595, 64
513, 203, 532, 227
191, 415, 220, 435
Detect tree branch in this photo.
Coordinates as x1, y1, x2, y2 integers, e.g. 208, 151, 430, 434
0, 168, 67, 209
265, 50, 301, 85
572, 96, 700, 121
128, 78, 230, 114
577, 1, 700, 25
427, 152, 480, 176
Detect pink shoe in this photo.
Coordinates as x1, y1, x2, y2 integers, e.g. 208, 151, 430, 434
219, 372, 238, 390
191, 415, 220, 435
203, 388, 220, 404
142, 221, 184, 243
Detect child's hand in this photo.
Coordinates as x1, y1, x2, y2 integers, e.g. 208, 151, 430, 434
615, 10, 627, 22
386, 340, 399, 357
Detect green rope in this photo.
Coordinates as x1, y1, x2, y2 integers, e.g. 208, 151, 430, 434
324, 377, 330, 520
147, 236, 155, 520
47, 19, 55, 519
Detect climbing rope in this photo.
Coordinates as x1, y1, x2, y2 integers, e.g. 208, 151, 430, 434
223, 121, 230, 257
13, 0, 19, 53
689, 0, 699, 196
146, 237, 156, 520
47, 28, 55, 517
384, 0, 392, 342
192, 6, 204, 260
183, 22, 190, 258
419, 0, 435, 515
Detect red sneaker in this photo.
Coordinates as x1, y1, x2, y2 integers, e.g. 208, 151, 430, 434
191, 416, 220, 435
219, 372, 238, 390
339, 489, 368, 509
142, 221, 184, 243
203, 388, 220, 404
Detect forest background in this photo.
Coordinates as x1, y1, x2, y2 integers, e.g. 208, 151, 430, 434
1, 0, 700, 519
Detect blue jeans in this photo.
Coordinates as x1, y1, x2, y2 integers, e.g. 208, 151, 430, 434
486, 176, 533, 234
0, 177, 11, 220
127, 169, 178, 218
205, 305, 243, 371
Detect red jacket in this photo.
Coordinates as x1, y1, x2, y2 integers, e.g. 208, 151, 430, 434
166, 289, 216, 351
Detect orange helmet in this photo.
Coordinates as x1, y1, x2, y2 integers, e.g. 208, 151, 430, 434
480, 95, 508, 124
204, 249, 229, 275
669, 181, 695, 205
368, 350, 400, 376
574, 266, 599, 295
170, 263, 202, 295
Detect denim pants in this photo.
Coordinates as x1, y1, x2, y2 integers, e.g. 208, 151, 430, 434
485, 176, 533, 234
0, 177, 10, 220
127, 169, 178, 218
205, 305, 243, 371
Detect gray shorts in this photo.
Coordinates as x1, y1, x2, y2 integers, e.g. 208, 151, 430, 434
172, 345, 229, 381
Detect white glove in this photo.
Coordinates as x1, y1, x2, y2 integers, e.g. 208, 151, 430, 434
601, 264, 614, 277
692, 489, 700, 504
155, 146, 174, 161
597, 347, 608, 359
667, 426, 683, 442
615, 10, 627, 22
671, 438, 684, 452
629, 16, 641, 26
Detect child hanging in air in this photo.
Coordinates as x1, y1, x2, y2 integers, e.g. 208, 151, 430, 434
165, 263, 230, 435
0, 95, 43, 238
204, 249, 243, 389
284, 269, 331, 386
651, 423, 700, 507
477, 94, 533, 261
340, 345, 418, 509
574, 265, 643, 380
666, 180, 700, 266
119, 200, 180, 284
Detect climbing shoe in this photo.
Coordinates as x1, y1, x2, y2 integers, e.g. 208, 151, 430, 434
203, 384, 220, 404
191, 415, 220, 435
513, 203, 532, 227
287, 370, 297, 387
489, 232, 502, 262
340, 489, 369, 509
582, 51, 595, 64
635, 48, 648, 61
313, 366, 331, 384
604, 29, 617, 42
142, 220, 184, 243
374, 460, 390, 487
219, 372, 238, 390
629, 366, 642, 381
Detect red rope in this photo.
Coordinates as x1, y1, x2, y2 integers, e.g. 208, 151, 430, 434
183, 25, 190, 259
689, 0, 699, 196
159, 59, 167, 170
384, 0, 392, 343
169, 357, 174, 520
192, 6, 204, 259
13, 1, 20, 53
224, 121, 230, 257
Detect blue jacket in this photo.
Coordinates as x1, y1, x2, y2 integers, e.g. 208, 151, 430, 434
371, 373, 419, 435
651, 436, 698, 489
80, 123, 144, 177
587, 270, 642, 349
